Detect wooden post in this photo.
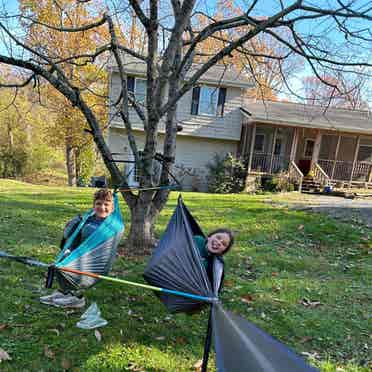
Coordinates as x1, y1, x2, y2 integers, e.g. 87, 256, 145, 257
331, 134, 341, 180
247, 123, 256, 173
290, 127, 299, 162
350, 135, 361, 185
311, 130, 322, 167
269, 127, 278, 174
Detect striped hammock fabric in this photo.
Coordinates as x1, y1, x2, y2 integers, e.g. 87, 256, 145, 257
54, 193, 125, 291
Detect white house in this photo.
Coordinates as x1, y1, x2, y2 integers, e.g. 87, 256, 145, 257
107, 56, 253, 191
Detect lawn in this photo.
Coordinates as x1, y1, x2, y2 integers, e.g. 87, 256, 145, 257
0, 180, 370, 372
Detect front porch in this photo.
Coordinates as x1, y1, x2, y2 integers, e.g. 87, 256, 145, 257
238, 122, 372, 190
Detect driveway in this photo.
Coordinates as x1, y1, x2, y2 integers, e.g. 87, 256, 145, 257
266, 193, 372, 228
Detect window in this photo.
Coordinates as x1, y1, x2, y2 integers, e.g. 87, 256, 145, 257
254, 134, 265, 153
127, 76, 146, 104
358, 145, 372, 162
190, 85, 226, 116
304, 139, 315, 158
274, 137, 283, 155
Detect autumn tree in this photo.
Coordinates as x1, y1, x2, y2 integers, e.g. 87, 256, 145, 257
18, 0, 110, 185
0, 0, 371, 253
304, 72, 369, 109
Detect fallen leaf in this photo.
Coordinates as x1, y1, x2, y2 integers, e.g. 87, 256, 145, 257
94, 330, 102, 342
241, 294, 254, 304
44, 345, 55, 359
50, 328, 60, 336
155, 336, 165, 341
0, 348, 11, 362
0, 324, 8, 331
271, 272, 278, 277
299, 336, 313, 343
194, 359, 203, 371
176, 336, 187, 345
61, 358, 72, 370
298, 224, 304, 230
300, 298, 322, 308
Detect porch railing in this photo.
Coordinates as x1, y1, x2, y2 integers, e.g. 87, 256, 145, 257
311, 162, 330, 187
318, 159, 372, 183
251, 153, 289, 174
288, 161, 303, 192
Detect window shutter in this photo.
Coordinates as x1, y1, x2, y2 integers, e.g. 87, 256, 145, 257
127, 76, 135, 93
217, 87, 226, 117
191, 86, 200, 115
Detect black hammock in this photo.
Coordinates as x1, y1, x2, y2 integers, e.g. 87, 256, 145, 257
144, 196, 318, 372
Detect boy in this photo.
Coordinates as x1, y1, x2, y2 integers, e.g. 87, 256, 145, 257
40, 189, 114, 308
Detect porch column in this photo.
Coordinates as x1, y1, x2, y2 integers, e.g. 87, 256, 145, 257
349, 135, 361, 184
269, 127, 278, 174
247, 123, 256, 173
290, 127, 299, 162
311, 130, 322, 167
331, 135, 341, 180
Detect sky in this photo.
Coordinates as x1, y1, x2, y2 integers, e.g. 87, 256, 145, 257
0, 0, 370, 106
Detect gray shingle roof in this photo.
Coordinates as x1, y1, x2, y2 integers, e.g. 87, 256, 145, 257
109, 54, 253, 89
242, 100, 372, 135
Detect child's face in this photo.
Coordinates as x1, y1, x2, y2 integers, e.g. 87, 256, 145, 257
94, 198, 114, 219
207, 232, 231, 255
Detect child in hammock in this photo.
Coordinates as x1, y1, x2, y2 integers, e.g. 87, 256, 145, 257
40, 189, 114, 308
193, 228, 234, 287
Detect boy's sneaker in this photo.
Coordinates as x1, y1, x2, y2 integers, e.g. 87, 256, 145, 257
40, 291, 68, 305
53, 295, 86, 309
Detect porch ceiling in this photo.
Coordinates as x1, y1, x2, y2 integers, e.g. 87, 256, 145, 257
241, 101, 372, 136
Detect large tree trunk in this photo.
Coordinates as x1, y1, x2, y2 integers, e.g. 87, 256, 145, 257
125, 196, 158, 255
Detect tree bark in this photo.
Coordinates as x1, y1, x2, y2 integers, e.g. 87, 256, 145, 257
125, 195, 158, 255
66, 141, 76, 186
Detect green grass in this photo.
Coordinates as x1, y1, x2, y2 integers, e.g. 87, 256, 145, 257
0, 180, 370, 371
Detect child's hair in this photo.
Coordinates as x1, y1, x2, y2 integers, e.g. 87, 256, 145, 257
93, 188, 113, 203
207, 228, 234, 254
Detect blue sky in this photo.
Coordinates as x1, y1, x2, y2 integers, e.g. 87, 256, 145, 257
1, 0, 370, 104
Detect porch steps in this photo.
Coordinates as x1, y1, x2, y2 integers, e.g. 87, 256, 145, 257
301, 176, 321, 193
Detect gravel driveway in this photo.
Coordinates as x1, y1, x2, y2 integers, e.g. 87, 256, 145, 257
267, 193, 372, 228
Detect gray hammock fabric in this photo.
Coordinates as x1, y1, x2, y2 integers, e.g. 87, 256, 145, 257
144, 196, 318, 372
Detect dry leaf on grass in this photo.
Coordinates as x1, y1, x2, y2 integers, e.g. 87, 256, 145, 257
94, 330, 102, 342
61, 358, 72, 370
298, 224, 304, 230
241, 294, 254, 304
300, 298, 322, 308
155, 336, 165, 341
44, 345, 55, 359
193, 359, 203, 371
0, 324, 8, 331
0, 348, 11, 362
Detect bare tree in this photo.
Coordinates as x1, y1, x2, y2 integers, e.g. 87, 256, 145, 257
0, 0, 371, 253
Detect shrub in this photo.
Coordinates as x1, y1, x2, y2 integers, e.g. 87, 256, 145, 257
261, 172, 295, 192
206, 153, 246, 193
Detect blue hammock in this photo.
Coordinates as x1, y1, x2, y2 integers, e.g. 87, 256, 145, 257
0, 192, 125, 291
52, 192, 125, 291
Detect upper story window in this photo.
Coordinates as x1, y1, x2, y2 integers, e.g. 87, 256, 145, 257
127, 76, 146, 104
191, 85, 226, 117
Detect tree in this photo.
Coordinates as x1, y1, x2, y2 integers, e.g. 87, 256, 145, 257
0, 0, 371, 254
304, 72, 370, 109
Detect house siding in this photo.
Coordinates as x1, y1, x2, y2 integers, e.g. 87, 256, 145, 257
109, 72, 244, 141
108, 127, 237, 191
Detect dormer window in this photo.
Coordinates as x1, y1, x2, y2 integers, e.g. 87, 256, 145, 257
191, 85, 226, 117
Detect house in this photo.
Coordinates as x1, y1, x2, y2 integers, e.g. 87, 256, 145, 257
108, 55, 372, 191
107, 57, 253, 190
239, 100, 372, 189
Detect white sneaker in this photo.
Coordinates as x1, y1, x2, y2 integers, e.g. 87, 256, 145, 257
40, 291, 68, 305
53, 295, 86, 309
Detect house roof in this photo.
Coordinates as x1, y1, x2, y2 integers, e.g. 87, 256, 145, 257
109, 54, 253, 89
241, 100, 372, 135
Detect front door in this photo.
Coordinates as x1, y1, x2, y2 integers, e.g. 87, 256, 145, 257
298, 139, 315, 175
